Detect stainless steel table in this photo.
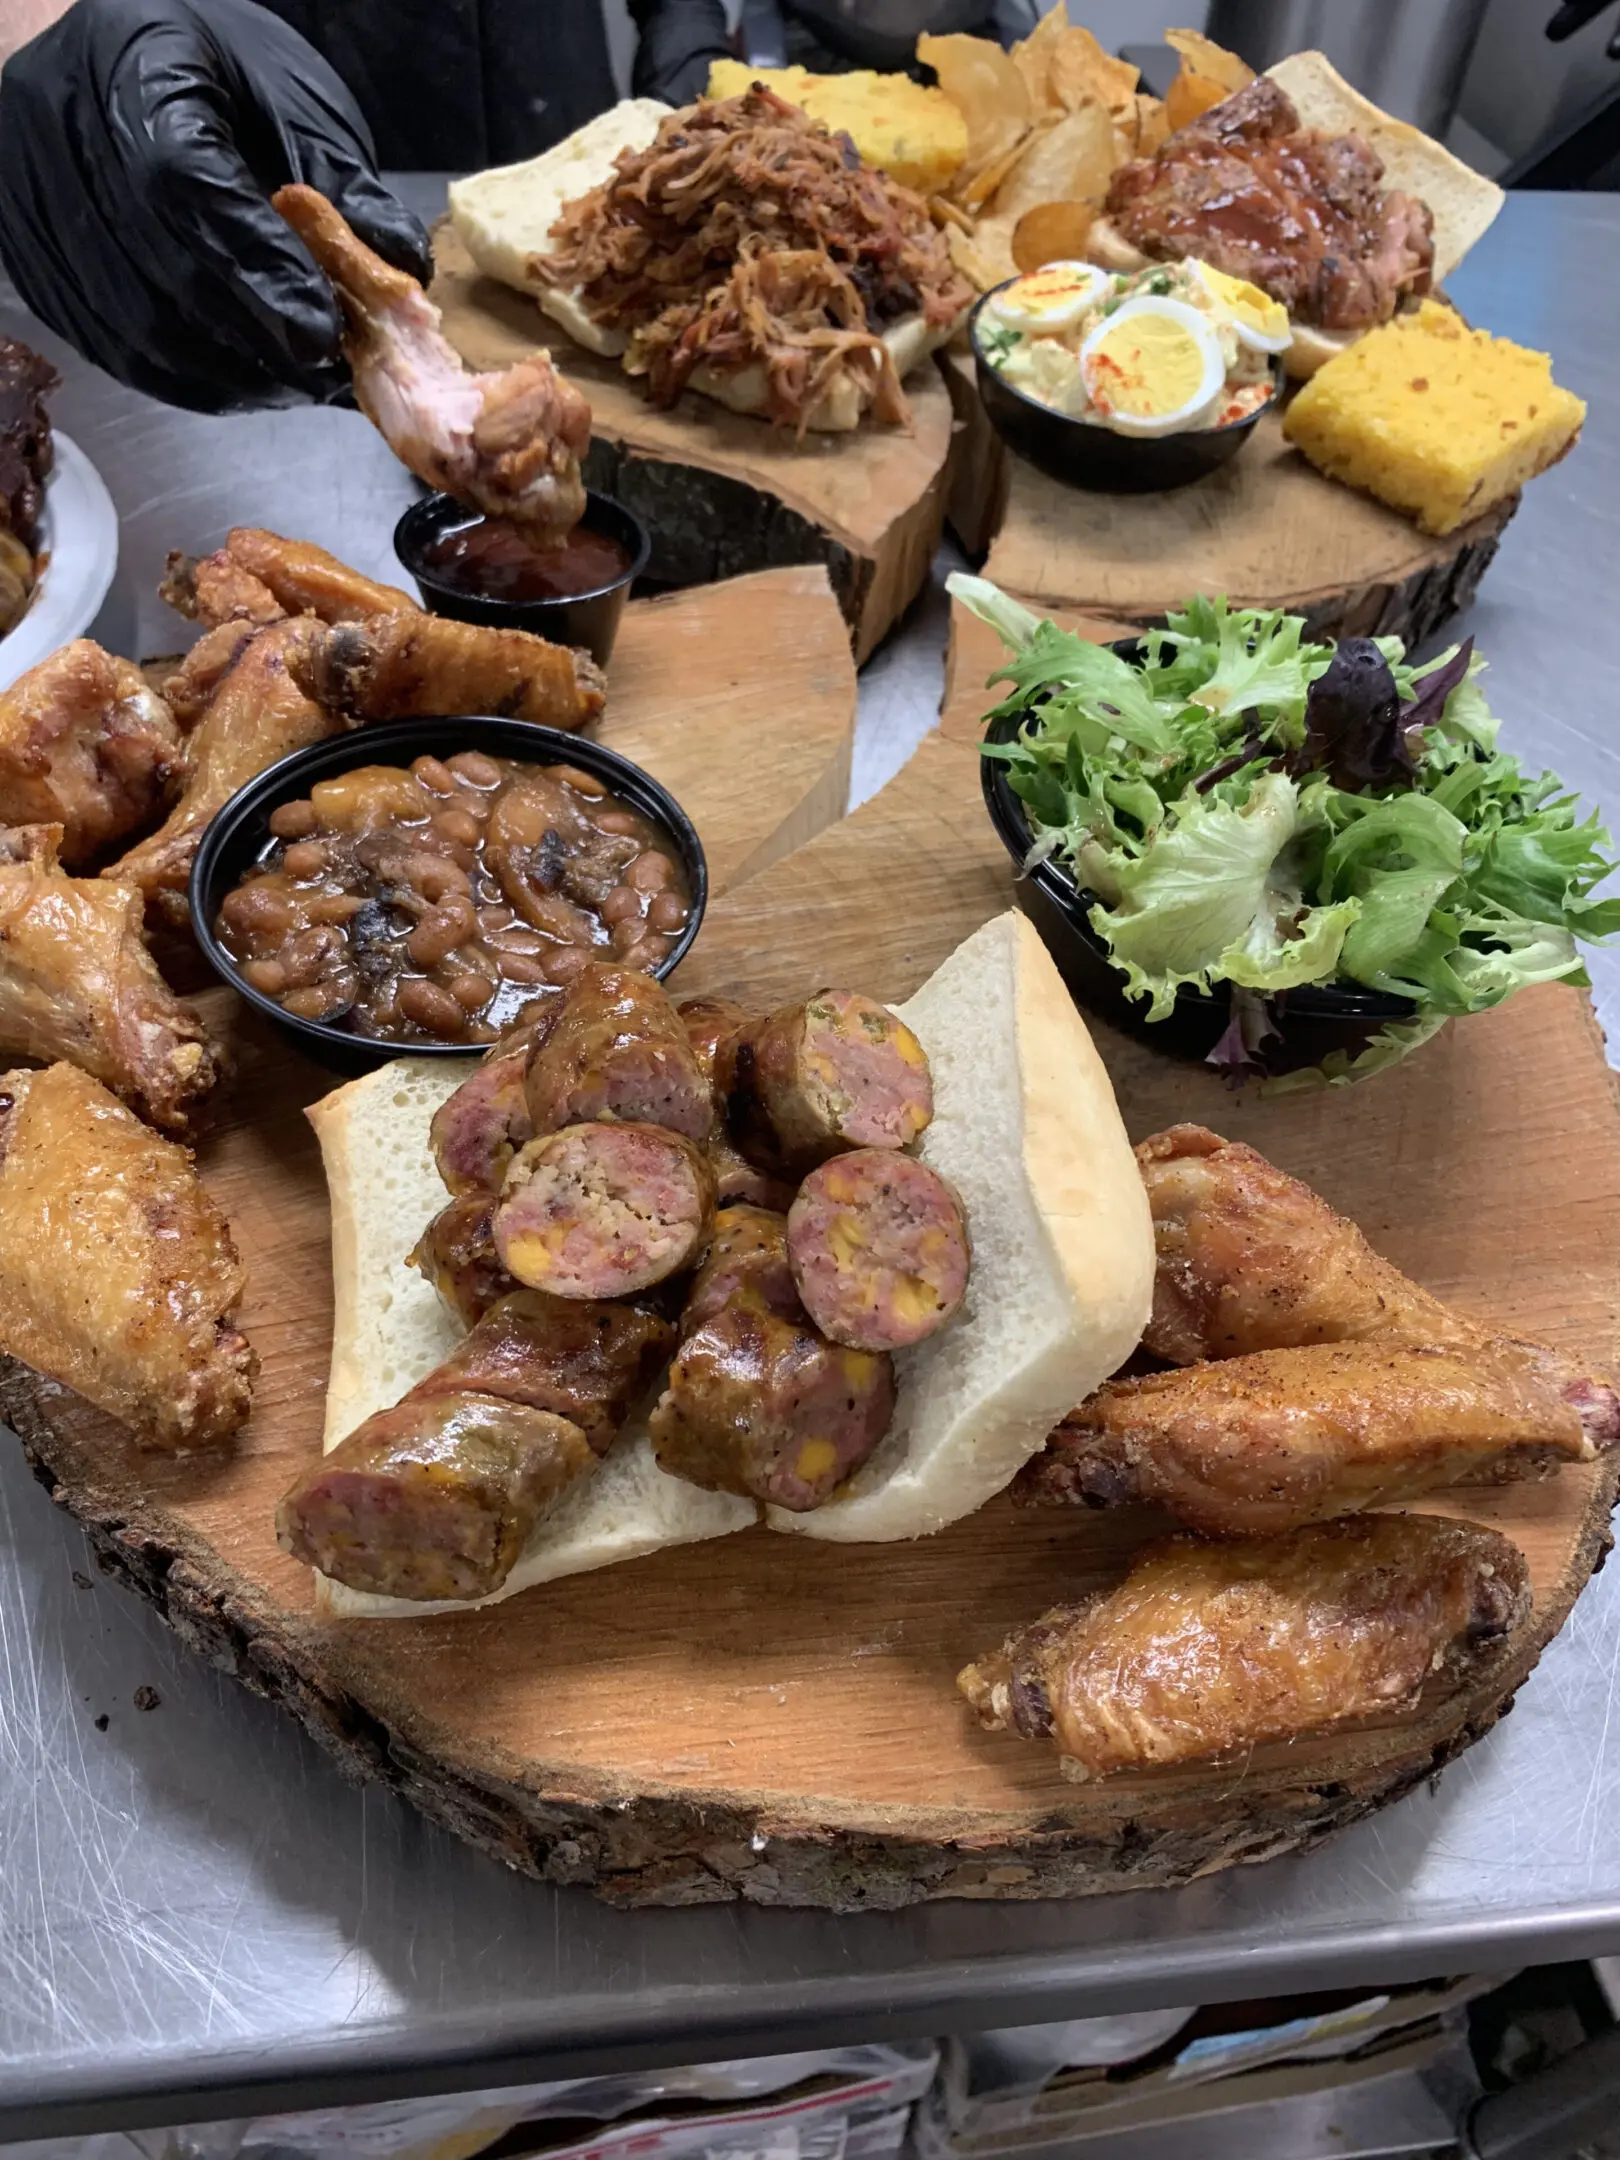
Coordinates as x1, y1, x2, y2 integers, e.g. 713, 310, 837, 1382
2, 190, 1619, 2143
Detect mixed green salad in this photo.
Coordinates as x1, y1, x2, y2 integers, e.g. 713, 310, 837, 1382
952, 575, 1620, 1085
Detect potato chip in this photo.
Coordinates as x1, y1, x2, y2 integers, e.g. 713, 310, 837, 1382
1011, 2, 1069, 120
1011, 200, 1096, 274
1164, 64, 1234, 133
1134, 92, 1171, 157
955, 132, 1035, 212
919, 33, 1031, 177
991, 104, 1116, 220
948, 217, 1019, 293
1164, 29, 1254, 94
1049, 27, 1139, 119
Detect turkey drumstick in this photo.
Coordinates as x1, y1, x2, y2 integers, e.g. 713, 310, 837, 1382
274, 184, 591, 545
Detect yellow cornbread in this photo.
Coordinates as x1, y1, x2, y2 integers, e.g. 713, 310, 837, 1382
1282, 300, 1585, 536
707, 59, 967, 195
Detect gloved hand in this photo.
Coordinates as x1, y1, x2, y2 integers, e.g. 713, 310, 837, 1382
0, 0, 433, 413
630, 0, 733, 107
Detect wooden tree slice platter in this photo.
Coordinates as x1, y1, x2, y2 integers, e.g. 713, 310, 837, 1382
6, 592, 1616, 1913
432, 226, 954, 666
941, 342, 1518, 648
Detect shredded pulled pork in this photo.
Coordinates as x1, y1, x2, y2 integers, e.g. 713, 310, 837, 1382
537, 88, 972, 431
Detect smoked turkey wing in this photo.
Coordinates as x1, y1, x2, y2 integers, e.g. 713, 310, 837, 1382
291, 612, 605, 729
0, 1062, 253, 1449
1103, 75, 1433, 331
1137, 1123, 1470, 1363
274, 184, 590, 545
0, 824, 222, 1131
959, 1514, 1528, 1781
1029, 1338, 1592, 1538
0, 641, 183, 864
105, 617, 337, 923
161, 528, 421, 630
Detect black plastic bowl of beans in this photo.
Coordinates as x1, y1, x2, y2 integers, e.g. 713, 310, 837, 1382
189, 717, 707, 1070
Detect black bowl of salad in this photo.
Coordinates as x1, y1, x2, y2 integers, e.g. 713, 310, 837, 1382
958, 575, 1620, 1087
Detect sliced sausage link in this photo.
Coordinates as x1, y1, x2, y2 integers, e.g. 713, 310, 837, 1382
409, 1195, 516, 1328
274, 1394, 595, 1602
524, 962, 714, 1141
747, 990, 934, 1167
493, 1121, 716, 1299
788, 1149, 970, 1352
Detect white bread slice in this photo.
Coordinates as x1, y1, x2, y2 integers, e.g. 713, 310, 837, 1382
1266, 52, 1502, 286
450, 96, 956, 429
304, 1060, 754, 1621
767, 911, 1155, 1542
1087, 54, 1502, 381
448, 99, 672, 326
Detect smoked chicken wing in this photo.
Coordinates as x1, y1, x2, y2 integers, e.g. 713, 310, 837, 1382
105, 618, 337, 923
0, 641, 183, 865
291, 611, 605, 729
0, 825, 222, 1130
1028, 1338, 1593, 1537
0, 1063, 253, 1448
1137, 1123, 1468, 1363
162, 527, 420, 630
960, 1514, 1527, 1780
274, 184, 591, 545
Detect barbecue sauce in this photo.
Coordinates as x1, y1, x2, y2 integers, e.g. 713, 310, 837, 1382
423, 516, 632, 603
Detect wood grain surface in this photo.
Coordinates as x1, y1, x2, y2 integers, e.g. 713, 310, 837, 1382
965, 376, 1516, 648
432, 226, 953, 664
7, 586, 1617, 1912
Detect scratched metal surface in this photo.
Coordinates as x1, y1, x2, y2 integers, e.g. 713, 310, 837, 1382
2, 190, 1620, 2138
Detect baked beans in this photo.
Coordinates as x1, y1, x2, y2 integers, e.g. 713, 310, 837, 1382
216, 754, 691, 1044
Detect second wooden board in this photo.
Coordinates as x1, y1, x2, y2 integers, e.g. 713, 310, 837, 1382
959, 362, 1516, 648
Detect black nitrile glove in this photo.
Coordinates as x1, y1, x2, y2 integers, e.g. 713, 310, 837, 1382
0, 0, 433, 413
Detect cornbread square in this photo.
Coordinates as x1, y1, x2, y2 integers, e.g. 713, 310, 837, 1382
1283, 300, 1585, 536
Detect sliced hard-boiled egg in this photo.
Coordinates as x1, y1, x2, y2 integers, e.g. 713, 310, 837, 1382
1079, 297, 1225, 437
1186, 258, 1293, 354
988, 262, 1111, 335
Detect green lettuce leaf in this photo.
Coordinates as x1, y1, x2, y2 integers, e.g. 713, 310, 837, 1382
1158, 595, 1333, 726
1221, 896, 1362, 992
1087, 772, 1302, 1019
1264, 1013, 1452, 1093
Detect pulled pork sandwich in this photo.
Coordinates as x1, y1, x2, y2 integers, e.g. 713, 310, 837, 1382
535, 87, 973, 434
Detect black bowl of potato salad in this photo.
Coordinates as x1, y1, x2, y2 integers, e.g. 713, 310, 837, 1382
971, 258, 1287, 493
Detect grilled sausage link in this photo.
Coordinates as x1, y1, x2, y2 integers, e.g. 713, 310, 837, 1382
410, 1193, 516, 1327
788, 1149, 970, 1352
677, 993, 798, 1211
735, 990, 934, 1170
493, 1120, 716, 1298
524, 963, 713, 1141
275, 1394, 594, 1602
650, 1206, 896, 1511
415, 1286, 675, 1454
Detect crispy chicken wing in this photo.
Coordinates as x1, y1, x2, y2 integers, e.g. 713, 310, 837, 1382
290, 612, 605, 729
0, 825, 222, 1130
1137, 1123, 1469, 1362
960, 1514, 1527, 1781
105, 618, 337, 923
0, 641, 183, 865
0, 1063, 253, 1448
1029, 1339, 1592, 1537
274, 185, 591, 545
162, 528, 420, 630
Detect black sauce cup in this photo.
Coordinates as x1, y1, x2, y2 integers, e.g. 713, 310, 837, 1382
970, 284, 1283, 496
394, 489, 650, 667
190, 716, 707, 1075
979, 667, 1415, 1078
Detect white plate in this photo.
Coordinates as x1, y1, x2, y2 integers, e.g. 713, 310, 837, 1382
0, 433, 119, 692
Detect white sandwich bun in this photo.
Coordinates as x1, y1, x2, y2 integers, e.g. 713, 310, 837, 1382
303, 910, 1154, 1615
